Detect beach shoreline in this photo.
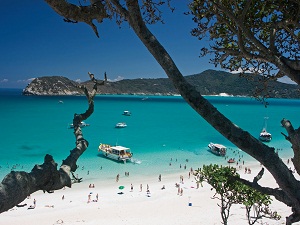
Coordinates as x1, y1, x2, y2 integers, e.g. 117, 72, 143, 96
1, 157, 294, 225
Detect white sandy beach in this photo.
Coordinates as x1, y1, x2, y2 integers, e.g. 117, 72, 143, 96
1, 160, 293, 225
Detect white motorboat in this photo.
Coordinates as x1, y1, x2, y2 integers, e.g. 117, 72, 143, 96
208, 142, 226, 156
98, 144, 133, 163
115, 122, 127, 128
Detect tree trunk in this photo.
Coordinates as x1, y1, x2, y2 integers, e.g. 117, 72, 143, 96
0, 75, 105, 213
124, 1, 300, 223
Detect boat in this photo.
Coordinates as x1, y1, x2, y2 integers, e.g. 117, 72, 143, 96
259, 117, 272, 142
69, 121, 90, 129
122, 110, 131, 116
259, 129, 272, 142
208, 142, 226, 156
115, 122, 127, 128
98, 144, 133, 163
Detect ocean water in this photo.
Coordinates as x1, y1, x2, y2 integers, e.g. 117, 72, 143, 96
0, 88, 299, 182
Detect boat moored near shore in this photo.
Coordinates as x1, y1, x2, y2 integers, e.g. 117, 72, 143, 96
208, 142, 226, 156
259, 117, 272, 142
98, 144, 133, 163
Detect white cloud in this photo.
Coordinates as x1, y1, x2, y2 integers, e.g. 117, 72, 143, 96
0, 79, 8, 83
277, 76, 297, 85
108, 76, 124, 82
17, 78, 35, 83
230, 68, 297, 85
230, 68, 247, 74
230, 68, 259, 74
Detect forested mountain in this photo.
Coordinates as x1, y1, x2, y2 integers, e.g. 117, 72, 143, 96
23, 70, 299, 98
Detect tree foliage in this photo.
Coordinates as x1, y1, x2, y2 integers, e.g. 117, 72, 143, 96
189, 0, 300, 85
37, 1, 300, 224
195, 164, 278, 225
2, 1, 300, 224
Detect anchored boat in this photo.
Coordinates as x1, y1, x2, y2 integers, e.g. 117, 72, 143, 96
208, 142, 226, 156
259, 117, 272, 142
98, 144, 133, 163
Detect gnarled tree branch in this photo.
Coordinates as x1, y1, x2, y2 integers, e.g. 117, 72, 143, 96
0, 72, 106, 213
281, 118, 300, 175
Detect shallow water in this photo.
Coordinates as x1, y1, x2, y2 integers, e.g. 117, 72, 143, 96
0, 89, 299, 181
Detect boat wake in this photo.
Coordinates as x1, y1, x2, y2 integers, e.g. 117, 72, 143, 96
130, 158, 142, 164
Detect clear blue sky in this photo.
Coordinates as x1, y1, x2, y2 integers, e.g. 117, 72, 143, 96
0, 1, 219, 88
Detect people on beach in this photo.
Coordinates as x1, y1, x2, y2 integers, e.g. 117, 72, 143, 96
88, 193, 91, 203
180, 175, 184, 184
158, 174, 161, 182
28, 199, 36, 209
116, 174, 120, 182
140, 184, 143, 192
131, 183, 133, 192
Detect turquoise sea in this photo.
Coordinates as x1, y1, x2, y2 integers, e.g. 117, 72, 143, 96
0, 88, 299, 182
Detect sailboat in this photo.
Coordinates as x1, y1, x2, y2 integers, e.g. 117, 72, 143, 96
259, 117, 272, 142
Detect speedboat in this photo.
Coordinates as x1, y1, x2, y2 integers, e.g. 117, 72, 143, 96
69, 121, 90, 129
208, 142, 226, 156
98, 144, 133, 163
115, 122, 127, 128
